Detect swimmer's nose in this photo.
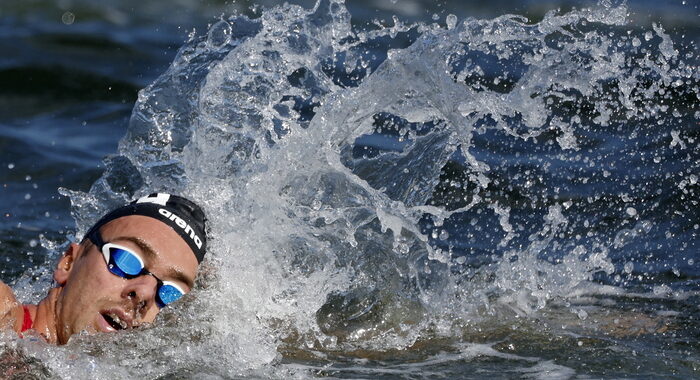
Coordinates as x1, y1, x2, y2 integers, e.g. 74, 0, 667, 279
121, 274, 158, 317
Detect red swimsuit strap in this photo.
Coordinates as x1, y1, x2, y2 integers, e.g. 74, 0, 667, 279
21, 305, 33, 332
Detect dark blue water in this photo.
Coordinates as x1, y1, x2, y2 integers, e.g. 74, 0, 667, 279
1, 0, 699, 378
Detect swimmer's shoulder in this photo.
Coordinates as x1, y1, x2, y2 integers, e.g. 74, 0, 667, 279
0, 282, 22, 332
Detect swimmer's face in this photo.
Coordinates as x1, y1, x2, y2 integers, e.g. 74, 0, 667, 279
52, 215, 199, 344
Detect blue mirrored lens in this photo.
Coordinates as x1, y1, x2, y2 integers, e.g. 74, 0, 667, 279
110, 248, 144, 276
157, 284, 184, 306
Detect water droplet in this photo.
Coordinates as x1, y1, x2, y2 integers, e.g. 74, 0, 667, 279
626, 207, 637, 216
653, 284, 671, 295
29, 239, 38, 248
7, 163, 14, 169
446, 14, 458, 30
24, 193, 31, 200
207, 20, 232, 49
62, 11, 75, 25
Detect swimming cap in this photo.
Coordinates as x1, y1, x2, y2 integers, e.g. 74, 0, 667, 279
82, 193, 207, 263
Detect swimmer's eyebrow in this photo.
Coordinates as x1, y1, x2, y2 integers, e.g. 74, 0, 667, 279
111, 236, 195, 290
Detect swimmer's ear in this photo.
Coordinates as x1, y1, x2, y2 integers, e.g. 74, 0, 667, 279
54, 243, 79, 285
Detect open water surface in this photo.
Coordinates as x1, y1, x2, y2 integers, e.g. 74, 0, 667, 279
1, 0, 699, 378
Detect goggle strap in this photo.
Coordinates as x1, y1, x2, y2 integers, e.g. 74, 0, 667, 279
89, 229, 113, 265
88, 228, 106, 248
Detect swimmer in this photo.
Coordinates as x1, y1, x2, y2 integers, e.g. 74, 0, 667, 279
0, 193, 207, 344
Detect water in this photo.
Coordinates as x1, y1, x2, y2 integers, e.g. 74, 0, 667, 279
1, 0, 699, 378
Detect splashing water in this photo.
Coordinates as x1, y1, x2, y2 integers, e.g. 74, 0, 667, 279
12, 0, 699, 378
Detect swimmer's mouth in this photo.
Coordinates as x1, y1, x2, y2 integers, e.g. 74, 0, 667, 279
102, 311, 131, 330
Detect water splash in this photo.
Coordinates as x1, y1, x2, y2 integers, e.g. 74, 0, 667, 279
20, 0, 699, 377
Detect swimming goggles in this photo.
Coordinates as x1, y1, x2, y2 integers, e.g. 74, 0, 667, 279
87, 229, 186, 308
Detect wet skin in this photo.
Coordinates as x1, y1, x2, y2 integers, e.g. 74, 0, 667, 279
0, 215, 199, 344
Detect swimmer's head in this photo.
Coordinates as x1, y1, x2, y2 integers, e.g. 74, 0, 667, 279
49, 193, 207, 344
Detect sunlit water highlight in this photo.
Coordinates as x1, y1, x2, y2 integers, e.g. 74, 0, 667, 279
2, 0, 699, 378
